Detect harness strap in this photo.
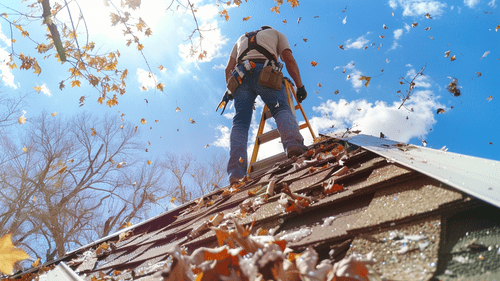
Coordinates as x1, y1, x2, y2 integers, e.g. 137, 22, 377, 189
237, 30, 277, 63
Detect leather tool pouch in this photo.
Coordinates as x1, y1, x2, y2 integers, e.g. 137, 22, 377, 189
227, 76, 239, 94
258, 66, 283, 90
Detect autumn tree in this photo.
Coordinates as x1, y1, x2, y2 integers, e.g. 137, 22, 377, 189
0, 112, 170, 262
0, 0, 299, 105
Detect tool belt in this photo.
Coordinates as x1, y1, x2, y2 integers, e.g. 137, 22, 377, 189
258, 65, 283, 91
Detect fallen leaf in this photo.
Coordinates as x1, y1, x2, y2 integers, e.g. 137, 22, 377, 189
496, 25, 500, 32
170, 197, 176, 203
147, 160, 151, 165
437, 108, 445, 114
430, 36, 434, 40
444, 50, 451, 58
379, 35, 385, 38
310, 61, 318, 66
242, 16, 251, 21
205, 144, 210, 148
425, 13, 432, 19
318, 83, 322, 87
425, 27, 431, 31
383, 24, 388, 29
302, 38, 308, 42
283, 19, 287, 23
239, 157, 244, 163
297, 17, 301, 24
18, 112, 27, 124
334, 89, 339, 95
476, 72, 482, 77
358, 76, 371, 87
31, 257, 40, 268
412, 22, 418, 28
51, 112, 57, 117
175, 107, 181, 112
339, 45, 344, 50
480, 51, 490, 60
0, 234, 30, 275
140, 118, 146, 124
450, 55, 456, 61
189, 118, 195, 124
487, 95, 493, 101
22, 146, 27, 152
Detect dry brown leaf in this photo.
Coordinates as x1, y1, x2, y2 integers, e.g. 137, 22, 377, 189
310, 61, 318, 66
0, 234, 30, 274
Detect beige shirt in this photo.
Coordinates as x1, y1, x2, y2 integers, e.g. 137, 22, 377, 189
230, 28, 291, 62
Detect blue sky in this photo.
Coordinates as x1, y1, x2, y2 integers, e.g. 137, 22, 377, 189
1, 0, 499, 175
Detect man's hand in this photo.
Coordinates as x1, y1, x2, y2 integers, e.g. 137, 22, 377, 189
297, 86, 307, 103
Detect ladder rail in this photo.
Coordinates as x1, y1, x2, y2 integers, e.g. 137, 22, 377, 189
247, 79, 316, 174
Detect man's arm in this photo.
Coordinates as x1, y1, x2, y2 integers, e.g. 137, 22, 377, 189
225, 56, 237, 84
281, 49, 303, 88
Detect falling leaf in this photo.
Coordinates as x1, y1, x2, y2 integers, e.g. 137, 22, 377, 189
51, 112, 57, 117
170, 197, 176, 203
347, 74, 351, 79
189, 118, 195, 124
425, 13, 432, 19
140, 118, 147, 124
358, 76, 371, 87
71, 80, 81, 88
158, 65, 164, 70
379, 35, 385, 38
310, 61, 318, 66
205, 144, 210, 148
450, 55, 456, 61
297, 17, 302, 24
117, 162, 125, 168
487, 95, 493, 101
489, 142, 493, 145
270, 6, 280, 14
283, 19, 287, 23
318, 83, 322, 87
33, 85, 42, 93
57, 166, 67, 174
444, 50, 451, 58
22, 146, 27, 152
242, 16, 251, 21
437, 108, 445, 114
18, 112, 27, 124
422, 140, 428, 147
239, 157, 244, 163
334, 89, 339, 95
412, 23, 418, 28
302, 38, 308, 42
496, 25, 500, 32
156, 83, 165, 92
357, 108, 361, 111
0, 234, 30, 274
339, 45, 344, 50
430, 36, 434, 40
480, 51, 490, 60
476, 72, 482, 77
175, 107, 181, 112
383, 24, 388, 29
425, 27, 431, 31
147, 160, 151, 165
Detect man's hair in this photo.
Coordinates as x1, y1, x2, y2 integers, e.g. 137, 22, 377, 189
260, 26, 273, 30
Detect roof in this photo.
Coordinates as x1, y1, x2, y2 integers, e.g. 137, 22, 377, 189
8, 134, 500, 281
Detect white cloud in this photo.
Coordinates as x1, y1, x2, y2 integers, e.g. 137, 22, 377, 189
309, 89, 443, 143
193, 76, 198, 80
137, 68, 158, 90
404, 23, 411, 32
212, 64, 225, 69
178, 21, 228, 63
464, 0, 480, 8
213, 125, 230, 149
196, 4, 219, 21
406, 69, 432, 88
394, 29, 404, 40
0, 48, 17, 89
342, 16, 347, 24
488, 0, 497, 7
345, 62, 364, 90
38, 83, 52, 97
344, 34, 370, 49
223, 112, 234, 120
389, 0, 447, 17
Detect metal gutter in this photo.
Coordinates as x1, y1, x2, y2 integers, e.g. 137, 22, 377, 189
338, 134, 500, 208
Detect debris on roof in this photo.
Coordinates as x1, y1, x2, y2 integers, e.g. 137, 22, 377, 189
6, 135, 500, 281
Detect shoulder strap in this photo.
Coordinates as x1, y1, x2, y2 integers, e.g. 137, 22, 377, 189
237, 30, 277, 63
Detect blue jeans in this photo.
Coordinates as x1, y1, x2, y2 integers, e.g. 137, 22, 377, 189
227, 63, 306, 180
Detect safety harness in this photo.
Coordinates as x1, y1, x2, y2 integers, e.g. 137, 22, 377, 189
237, 29, 278, 64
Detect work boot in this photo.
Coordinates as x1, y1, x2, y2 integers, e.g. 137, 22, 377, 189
287, 146, 308, 158
230, 177, 242, 186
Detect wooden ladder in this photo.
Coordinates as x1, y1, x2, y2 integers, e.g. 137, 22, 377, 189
247, 79, 316, 174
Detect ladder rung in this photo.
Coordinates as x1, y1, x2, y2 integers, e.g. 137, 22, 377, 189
299, 123, 309, 130
257, 129, 280, 144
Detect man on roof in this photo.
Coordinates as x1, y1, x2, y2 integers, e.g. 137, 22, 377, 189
225, 25, 308, 186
